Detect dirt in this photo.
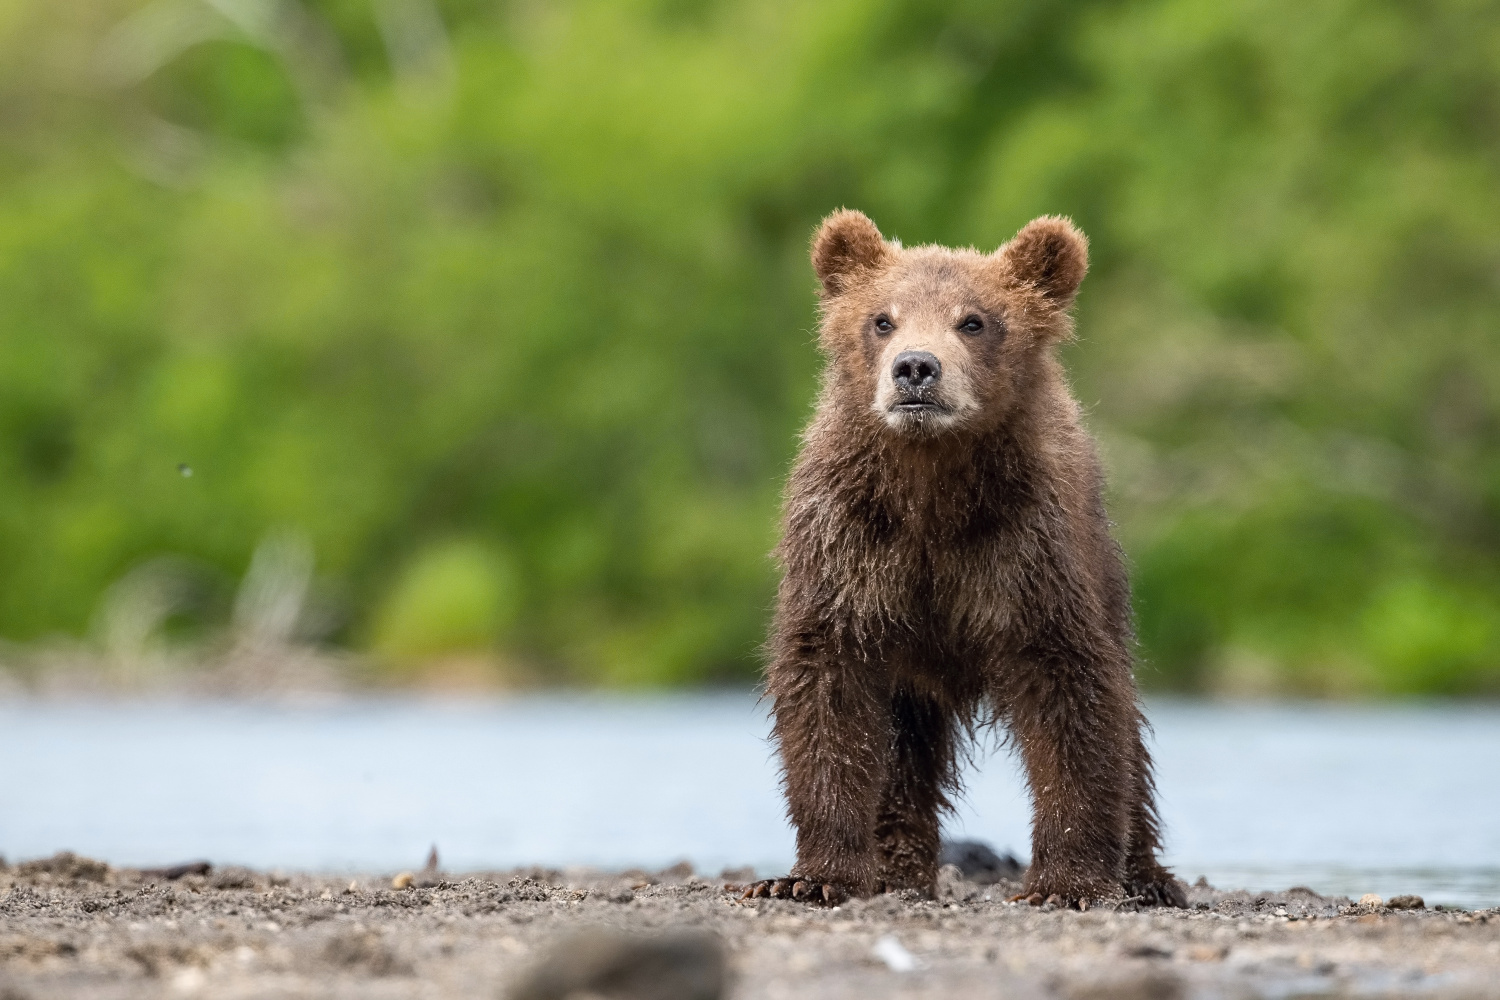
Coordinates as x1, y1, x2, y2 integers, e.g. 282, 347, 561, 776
2, 853, 1498, 999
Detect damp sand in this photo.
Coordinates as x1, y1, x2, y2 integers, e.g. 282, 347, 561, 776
2, 854, 1498, 999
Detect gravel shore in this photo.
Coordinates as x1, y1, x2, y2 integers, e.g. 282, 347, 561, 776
2, 853, 1497, 999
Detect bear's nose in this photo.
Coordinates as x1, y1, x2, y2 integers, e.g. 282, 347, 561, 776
892, 351, 942, 389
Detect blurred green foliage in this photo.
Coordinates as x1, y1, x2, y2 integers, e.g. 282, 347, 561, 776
372, 538, 517, 665
0, 0, 1498, 693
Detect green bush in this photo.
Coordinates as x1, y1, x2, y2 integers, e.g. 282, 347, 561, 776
0, 0, 1498, 691
371, 539, 518, 664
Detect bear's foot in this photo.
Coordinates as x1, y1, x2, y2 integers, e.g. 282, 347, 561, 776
1009, 871, 1120, 911
737, 877, 847, 906
1123, 866, 1188, 908
1007, 890, 1108, 911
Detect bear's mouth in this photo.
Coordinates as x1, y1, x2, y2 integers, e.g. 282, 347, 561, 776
880, 395, 963, 434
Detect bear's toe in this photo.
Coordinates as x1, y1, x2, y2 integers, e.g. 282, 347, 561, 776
1007, 889, 1102, 911
1012, 871, 1120, 911
1124, 872, 1188, 908
737, 877, 847, 906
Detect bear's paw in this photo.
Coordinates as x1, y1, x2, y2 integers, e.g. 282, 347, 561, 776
737, 877, 848, 906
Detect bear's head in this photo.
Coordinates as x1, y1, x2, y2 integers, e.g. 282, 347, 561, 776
811, 209, 1088, 438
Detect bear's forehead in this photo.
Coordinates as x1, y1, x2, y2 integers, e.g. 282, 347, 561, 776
877, 251, 992, 320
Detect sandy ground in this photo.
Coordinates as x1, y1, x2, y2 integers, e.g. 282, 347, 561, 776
2, 853, 1498, 999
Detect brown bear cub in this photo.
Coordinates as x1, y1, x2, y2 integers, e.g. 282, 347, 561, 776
741, 210, 1186, 910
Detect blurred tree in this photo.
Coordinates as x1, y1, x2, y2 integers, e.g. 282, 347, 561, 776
0, 0, 1496, 692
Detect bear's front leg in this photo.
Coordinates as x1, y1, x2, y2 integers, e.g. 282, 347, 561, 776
742, 625, 891, 905
1008, 654, 1139, 909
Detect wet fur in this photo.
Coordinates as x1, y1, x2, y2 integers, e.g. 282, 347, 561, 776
756, 210, 1184, 908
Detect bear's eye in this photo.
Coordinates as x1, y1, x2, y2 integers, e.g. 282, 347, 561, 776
873, 314, 895, 335
958, 314, 984, 334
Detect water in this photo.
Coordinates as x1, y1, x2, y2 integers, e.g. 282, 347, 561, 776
2, 695, 1497, 908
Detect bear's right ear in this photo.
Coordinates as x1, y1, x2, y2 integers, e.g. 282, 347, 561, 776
811, 209, 890, 297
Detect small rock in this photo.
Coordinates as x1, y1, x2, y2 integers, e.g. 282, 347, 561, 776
169, 966, 206, 995
416, 846, 444, 888
1359, 894, 1383, 908
323, 930, 411, 976
937, 840, 1024, 883
936, 864, 980, 902
1066, 971, 1183, 1000
209, 867, 256, 890
17, 852, 110, 882
1387, 894, 1425, 910
391, 872, 414, 890
871, 935, 920, 972
138, 862, 211, 881
508, 928, 725, 1000
619, 868, 657, 889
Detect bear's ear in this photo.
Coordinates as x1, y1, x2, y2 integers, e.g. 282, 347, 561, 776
811, 209, 890, 297
996, 216, 1089, 307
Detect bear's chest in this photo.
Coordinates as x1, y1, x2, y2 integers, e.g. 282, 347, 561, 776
818, 492, 1028, 640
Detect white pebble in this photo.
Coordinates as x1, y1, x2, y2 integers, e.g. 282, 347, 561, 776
872, 934, 920, 972
170, 968, 206, 996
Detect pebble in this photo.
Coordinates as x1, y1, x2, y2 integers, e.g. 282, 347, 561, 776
509, 928, 725, 1000
1387, 895, 1425, 910
169, 967, 207, 996
391, 872, 415, 890
872, 935, 921, 972
1359, 894, 1382, 907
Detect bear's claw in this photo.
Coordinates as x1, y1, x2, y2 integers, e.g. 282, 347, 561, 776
737, 877, 845, 906
1007, 891, 1094, 911
1124, 875, 1188, 908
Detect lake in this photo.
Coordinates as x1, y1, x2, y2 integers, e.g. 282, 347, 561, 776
2, 695, 1497, 908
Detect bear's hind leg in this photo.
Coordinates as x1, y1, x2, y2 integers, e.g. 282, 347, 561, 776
1122, 720, 1187, 907
873, 689, 956, 896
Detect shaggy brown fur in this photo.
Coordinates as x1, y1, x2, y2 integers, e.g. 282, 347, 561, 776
742, 210, 1185, 910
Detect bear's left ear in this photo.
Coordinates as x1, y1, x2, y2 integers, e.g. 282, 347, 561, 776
996, 216, 1089, 308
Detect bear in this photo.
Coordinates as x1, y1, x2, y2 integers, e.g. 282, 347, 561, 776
740, 210, 1185, 910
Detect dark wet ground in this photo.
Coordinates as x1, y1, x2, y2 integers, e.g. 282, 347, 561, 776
2, 853, 1498, 999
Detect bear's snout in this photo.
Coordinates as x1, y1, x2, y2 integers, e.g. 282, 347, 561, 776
891, 351, 943, 406
876, 343, 973, 433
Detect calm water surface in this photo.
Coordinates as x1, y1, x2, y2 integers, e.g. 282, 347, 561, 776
2, 695, 1497, 908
